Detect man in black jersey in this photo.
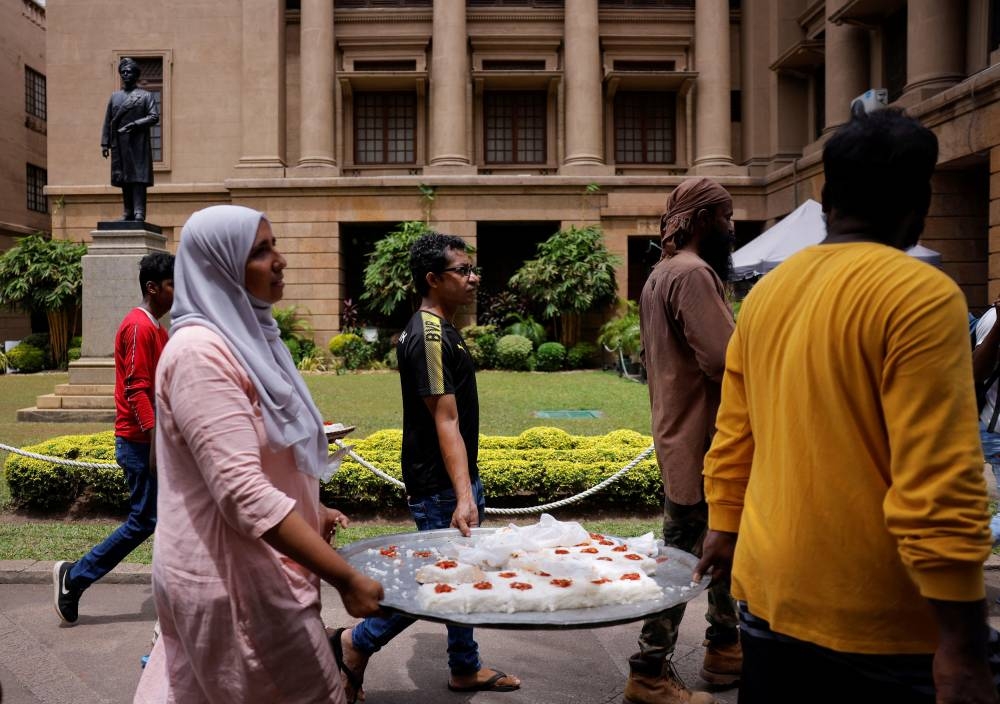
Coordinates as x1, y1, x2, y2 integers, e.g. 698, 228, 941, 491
333, 234, 521, 700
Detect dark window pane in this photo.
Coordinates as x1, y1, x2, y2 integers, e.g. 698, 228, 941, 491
614, 91, 676, 164
484, 91, 546, 164
24, 66, 46, 121
354, 92, 416, 164
26, 163, 47, 213
136, 58, 164, 163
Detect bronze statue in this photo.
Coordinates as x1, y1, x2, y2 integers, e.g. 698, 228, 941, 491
102, 57, 159, 222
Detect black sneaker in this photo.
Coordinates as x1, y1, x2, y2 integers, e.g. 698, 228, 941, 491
52, 561, 81, 624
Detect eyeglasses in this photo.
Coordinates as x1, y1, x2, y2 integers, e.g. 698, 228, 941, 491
440, 265, 482, 279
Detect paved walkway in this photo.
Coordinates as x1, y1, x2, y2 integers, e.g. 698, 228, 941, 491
0, 562, 737, 704
5, 559, 1000, 704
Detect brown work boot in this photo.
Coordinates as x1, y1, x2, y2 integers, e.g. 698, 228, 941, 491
700, 638, 742, 687
623, 661, 717, 704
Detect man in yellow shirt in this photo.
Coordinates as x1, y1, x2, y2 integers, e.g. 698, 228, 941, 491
697, 109, 996, 702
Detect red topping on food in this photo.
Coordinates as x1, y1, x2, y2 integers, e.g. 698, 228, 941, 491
625, 554, 643, 561
550, 579, 573, 588
612, 545, 629, 552
435, 560, 458, 569
574, 542, 591, 547
509, 581, 533, 590
591, 578, 612, 585
412, 550, 432, 558
655, 557, 669, 563
620, 573, 641, 581
597, 557, 613, 562
589, 533, 605, 540
537, 571, 551, 577
554, 549, 570, 555
579, 547, 599, 554
434, 584, 455, 593
473, 581, 493, 590
498, 572, 517, 578
379, 546, 399, 558
599, 539, 615, 546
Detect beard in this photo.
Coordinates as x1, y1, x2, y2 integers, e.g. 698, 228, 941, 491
698, 231, 734, 282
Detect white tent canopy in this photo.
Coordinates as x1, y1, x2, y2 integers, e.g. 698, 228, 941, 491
731, 198, 942, 280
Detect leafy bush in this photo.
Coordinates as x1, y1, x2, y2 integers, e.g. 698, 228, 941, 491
0, 235, 87, 369
329, 333, 374, 370
535, 342, 567, 371
68, 347, 82, 362
383, 347, 398, 370
19, 332, 54, 369
274, 305, 315, 364
329, 332, 362, 356
360, 221, 433, 319
496, 334, 533, 371
503, 313, 546, 349
6, 428, 660, 514
467, 333, 498, 369
567, 341, 599, 369
5, 431, 123, 512
461, 324, 497, 341
477, 290, 528, 328
0, 349, 7, 374
597, 300, 641, 358
509, 225, 619, 346
7, 344, 46, 373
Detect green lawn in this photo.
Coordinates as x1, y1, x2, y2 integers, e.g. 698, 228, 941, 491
0, 517, 663, 564
0, 369, 654, 559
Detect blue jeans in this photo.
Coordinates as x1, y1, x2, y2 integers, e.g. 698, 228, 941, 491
981, 424, 1000, 545
70, 437, 157, 590
351, 477, 486, 675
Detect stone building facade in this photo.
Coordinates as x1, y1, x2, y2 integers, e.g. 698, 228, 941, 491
44, 0, 1000, 345
0, 0, 47, 342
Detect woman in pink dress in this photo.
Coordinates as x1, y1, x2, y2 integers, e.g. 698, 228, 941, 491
135, 205, 383, 703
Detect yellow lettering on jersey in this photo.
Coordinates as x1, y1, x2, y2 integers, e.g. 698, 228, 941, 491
421, 312, 445, 394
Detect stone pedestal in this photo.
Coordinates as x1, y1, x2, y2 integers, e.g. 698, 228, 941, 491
16, 222, 168, 422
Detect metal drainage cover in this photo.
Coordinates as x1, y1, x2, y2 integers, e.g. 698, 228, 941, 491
533, 410, 603, 419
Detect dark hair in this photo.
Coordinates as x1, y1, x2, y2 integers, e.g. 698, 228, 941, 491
410, 233, 467, 296
139, 252, 175, 296
822, 109, 938, 239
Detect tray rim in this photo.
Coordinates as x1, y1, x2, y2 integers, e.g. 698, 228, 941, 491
338, 526, 709, 630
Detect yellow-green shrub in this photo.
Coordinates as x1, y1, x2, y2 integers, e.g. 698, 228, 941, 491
5, 427, 661, 514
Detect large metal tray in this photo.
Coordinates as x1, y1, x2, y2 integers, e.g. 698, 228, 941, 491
338, 527, 709, 630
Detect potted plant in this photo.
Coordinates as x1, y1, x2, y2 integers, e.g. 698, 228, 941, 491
597, 300, 642, 377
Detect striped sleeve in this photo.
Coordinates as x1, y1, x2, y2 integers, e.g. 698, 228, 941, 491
411, 312, 454, 397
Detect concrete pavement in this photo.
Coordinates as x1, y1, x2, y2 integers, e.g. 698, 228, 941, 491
0, 563, 738, 704
6, 559, 1000, 704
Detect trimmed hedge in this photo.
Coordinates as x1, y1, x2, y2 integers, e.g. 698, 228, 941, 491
5, 428, 661, 514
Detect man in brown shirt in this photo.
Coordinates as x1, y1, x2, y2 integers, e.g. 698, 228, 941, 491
624, 178, 740, 704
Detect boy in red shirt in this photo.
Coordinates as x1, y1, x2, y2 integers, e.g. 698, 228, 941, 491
53, 252, 174, 624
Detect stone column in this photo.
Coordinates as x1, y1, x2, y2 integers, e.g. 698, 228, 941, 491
560, 0, 606, 174
427, 0, 473, 172
297, 0, 337, 171
693, 0, 735, 171
905, 0, 964, 100
236, 0, 286, 174
17, 223, 169, 422
824, 0, 868, 132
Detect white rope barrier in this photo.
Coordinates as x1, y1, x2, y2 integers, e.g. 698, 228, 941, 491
334, 439, 655, 516
0, 442, 118, 470
0, 439, 656, 517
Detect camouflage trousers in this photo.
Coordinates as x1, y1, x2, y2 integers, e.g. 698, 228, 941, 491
628, 497, 739, 675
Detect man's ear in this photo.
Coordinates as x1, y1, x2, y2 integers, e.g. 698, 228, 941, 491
425, 270, 438, 291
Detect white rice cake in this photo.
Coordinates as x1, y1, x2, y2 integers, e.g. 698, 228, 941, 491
414, 559, 485, 585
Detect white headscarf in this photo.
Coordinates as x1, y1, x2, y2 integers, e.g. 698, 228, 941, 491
171, 205, 331, 480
